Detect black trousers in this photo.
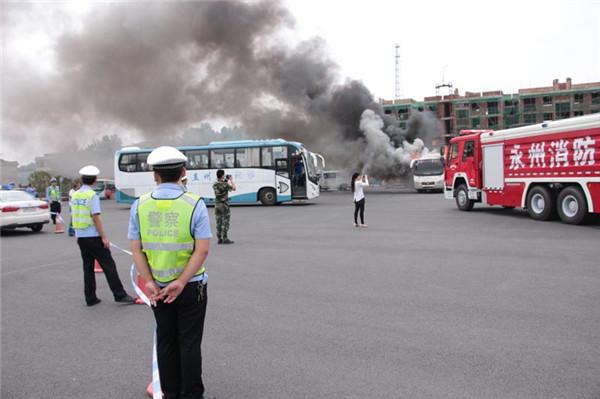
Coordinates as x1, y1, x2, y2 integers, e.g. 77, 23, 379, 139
76, 237, 128, 304
354, 198, 365, 224
50, 201, 61, 224
152, 281, 208, 399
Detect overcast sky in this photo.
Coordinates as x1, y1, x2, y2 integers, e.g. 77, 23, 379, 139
286, 0, 600, 99
2, 0, 600, 164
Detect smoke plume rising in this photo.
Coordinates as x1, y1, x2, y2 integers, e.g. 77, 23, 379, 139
4, 1, 440, 178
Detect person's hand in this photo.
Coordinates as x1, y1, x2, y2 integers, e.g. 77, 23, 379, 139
159, 280, 185, 304
145, 281, 161, 307
102, 236, 110, 249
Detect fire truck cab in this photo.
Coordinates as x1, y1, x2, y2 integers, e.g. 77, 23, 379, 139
444, 115, 600, 224
444, 130, 491, 210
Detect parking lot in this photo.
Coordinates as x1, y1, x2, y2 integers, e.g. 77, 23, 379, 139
2, 191, 600, 399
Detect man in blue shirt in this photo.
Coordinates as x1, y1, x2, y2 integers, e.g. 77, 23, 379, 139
129, 146, 211, 399
72, 165, 134, 306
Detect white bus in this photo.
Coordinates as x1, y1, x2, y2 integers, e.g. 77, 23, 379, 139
114, 139, 324, 205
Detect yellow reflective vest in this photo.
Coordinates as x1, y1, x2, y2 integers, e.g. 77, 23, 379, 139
138, 192, 204, 283
49, 186, 60, 201
71, 190, 96, 229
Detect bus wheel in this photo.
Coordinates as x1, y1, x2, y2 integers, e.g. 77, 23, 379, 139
455, 185, 474, 211
259, 188, 277, 206
557, 186, 587, 225
526, 186, 555, 221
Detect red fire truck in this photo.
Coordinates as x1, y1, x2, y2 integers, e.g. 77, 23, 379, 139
444, 114, 600, 224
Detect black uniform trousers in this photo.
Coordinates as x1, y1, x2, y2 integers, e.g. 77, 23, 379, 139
76, 237, 128, 304
50, 201, 61, 224
152, 281, 207, 399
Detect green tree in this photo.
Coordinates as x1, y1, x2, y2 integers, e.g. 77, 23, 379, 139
27, 171, 73, 199
28, 171, 52, 198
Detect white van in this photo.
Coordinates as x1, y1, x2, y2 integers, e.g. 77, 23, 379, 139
410, 155, 444, 192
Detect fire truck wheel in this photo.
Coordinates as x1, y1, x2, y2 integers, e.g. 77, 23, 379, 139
557, 186, 588, 225
455, 184, 474, 211
526, 185, 555, 221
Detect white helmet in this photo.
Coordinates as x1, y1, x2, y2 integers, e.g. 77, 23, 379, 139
79, 165, 100, 176
147, 146, 187, 170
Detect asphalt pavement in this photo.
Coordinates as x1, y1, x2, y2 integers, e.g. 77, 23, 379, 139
2, 191, 599, 399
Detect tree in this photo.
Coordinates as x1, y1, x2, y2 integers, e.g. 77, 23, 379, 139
28, 171, 52, 197
27, 171, 73, 199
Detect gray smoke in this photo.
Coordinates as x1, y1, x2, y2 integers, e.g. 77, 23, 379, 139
359, 110, 430, 177
4, 1, 440, 178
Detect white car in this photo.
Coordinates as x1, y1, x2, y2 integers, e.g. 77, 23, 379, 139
0, 190, 51, 232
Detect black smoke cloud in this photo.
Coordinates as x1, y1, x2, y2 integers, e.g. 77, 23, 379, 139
4, 1, 439, 176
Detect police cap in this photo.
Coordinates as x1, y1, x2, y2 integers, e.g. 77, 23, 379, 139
78, 165, 100, 177
147, 146, 187, 170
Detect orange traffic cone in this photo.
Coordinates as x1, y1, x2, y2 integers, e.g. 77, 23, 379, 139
94, 260, 103, 273
54, 219, 65, 234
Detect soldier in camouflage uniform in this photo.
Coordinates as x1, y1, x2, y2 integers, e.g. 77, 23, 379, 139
213, 169, 236, 244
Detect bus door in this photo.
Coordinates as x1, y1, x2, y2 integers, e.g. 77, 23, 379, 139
274, 157, 293, 200
289, 155, 307, 198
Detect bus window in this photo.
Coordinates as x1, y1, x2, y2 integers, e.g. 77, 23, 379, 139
119, 154, 137, 172
211, 149, 234, 169
185, 150, 209, 169
119, 152, 151, 172
262, 146, 288, 168
236, 148, 260, 168
273, 146, 287, 160
137, 153, 151, 171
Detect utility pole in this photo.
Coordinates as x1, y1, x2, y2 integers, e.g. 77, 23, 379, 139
395, 44, 401, 100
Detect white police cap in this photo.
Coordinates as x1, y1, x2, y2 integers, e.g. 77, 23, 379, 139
79, 165, 100, 176
147, 146, 187, 170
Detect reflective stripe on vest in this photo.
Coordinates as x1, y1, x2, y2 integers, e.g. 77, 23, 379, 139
138, 192, 204, 283
71, 190, 96, 229
50, 187, 60, 201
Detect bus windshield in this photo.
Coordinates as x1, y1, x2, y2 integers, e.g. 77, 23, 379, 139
303, 149, 318, 182
413, 159, 444, 176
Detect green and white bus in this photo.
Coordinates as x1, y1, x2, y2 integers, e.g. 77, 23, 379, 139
114, 139, 324, 205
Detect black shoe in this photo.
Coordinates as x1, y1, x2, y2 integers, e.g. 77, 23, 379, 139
86, 298, 101, 307
222, 238, 234, 244
115, 294, 136, 304
217, 238, 223, 244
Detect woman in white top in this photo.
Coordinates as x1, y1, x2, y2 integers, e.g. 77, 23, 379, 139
351, 173, 369, 227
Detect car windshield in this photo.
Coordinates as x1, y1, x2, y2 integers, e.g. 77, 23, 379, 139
0, 191, 35, 202
413, 159, 444, 176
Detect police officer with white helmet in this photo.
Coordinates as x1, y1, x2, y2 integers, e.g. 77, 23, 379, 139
71, 165, 135, 306
128, 146, 212, 399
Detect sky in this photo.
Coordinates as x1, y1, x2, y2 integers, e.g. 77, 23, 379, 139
2, 0, 600, 164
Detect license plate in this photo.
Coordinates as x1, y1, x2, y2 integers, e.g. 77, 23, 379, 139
22, 207, 37, 212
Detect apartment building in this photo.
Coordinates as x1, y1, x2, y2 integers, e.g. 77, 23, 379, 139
382, 78, 600, 141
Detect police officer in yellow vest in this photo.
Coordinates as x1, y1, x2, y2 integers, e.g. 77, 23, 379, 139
46, 177, 61, 224
71, 165, 135, 306
128, 147, 211, 399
